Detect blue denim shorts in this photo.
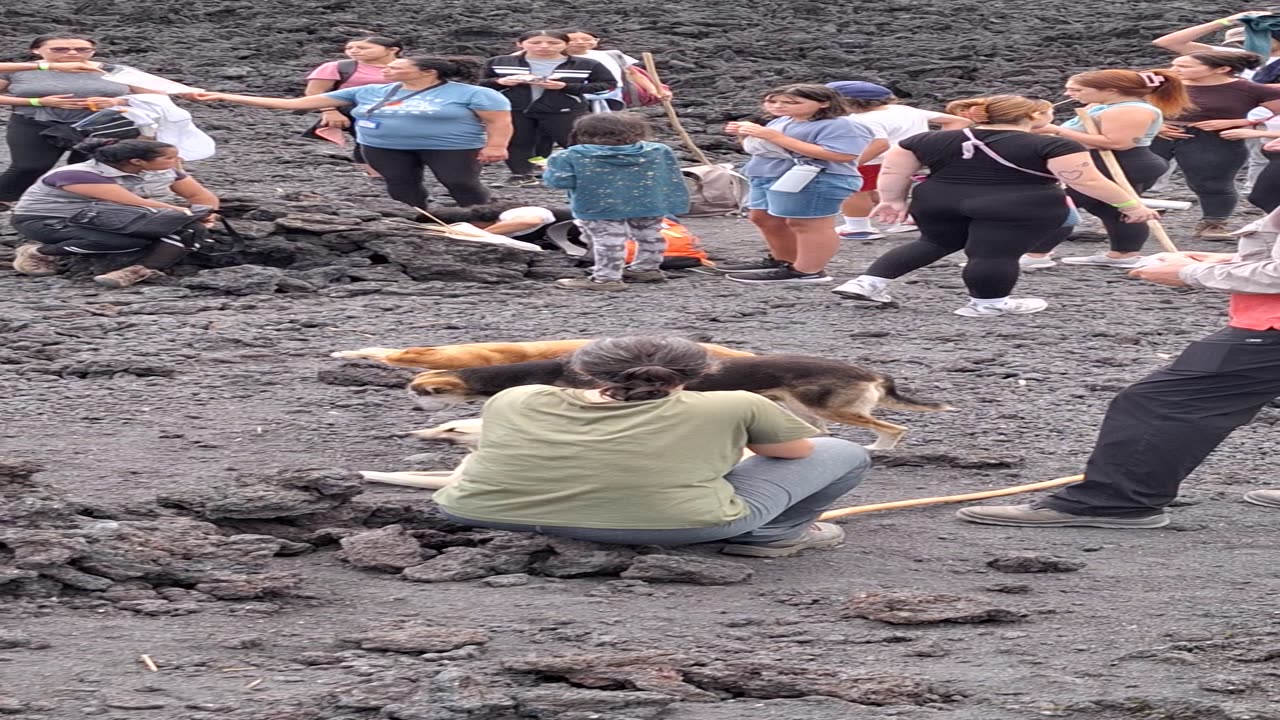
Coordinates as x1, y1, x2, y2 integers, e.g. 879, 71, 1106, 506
747, 173, 862, 219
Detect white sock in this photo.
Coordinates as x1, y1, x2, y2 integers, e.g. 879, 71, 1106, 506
841, 216, 872, 231
969, 296, 1008, 307
856, 275, 891, 289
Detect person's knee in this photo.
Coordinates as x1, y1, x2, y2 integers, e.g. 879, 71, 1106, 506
809, 437, 872, 478
749, 211, 786, 230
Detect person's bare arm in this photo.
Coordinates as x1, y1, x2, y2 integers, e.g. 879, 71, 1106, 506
485, 212, 549, 236
191, 92, 349, 111
1047, 152, 1160, 222
475, 109, 513, 163
857, 138, 891, 165
874, 147, 923, 203
1152, 13, 1262, 53
1043, 106, 1160, 150
60, 183, 190, 211
169, 177, 220, 208
746, 438, 814, 459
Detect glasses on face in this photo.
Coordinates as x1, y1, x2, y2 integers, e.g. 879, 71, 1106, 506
46, 47, 95, 53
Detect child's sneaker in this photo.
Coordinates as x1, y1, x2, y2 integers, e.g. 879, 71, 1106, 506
622, 269, 667, 283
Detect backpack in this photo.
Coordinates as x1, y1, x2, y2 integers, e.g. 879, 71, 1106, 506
602, 50, 669, 108
679, 163, 749, 217
334, 59, 359, 87
40, 108, 143, 149
624, 218, 709, 268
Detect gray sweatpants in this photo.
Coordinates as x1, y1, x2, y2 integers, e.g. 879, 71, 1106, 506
440, 437, 872, 547
579, 216, 665, 281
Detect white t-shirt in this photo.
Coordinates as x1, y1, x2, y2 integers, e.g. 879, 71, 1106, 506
499, 206, 557, 237
582, 49, 638, 102
846, 105, 946, 164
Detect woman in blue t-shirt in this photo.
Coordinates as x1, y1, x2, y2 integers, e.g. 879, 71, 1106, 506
193, 56, 513, 208
709, 84, 871, 285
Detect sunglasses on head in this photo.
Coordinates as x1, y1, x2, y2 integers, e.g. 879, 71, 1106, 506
47, 47, 95, 53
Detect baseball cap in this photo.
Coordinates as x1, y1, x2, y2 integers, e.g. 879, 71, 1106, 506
825, 81, 893, 99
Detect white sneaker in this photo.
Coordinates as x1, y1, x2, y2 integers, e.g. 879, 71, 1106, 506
1060, 253, 1143, 268
880, 222, 919, 234
954, 298, 1048, 317
831, 278, 895, 304
1019, 255, 1057, 270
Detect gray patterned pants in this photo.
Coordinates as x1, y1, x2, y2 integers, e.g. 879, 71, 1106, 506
579, 217, 665, 281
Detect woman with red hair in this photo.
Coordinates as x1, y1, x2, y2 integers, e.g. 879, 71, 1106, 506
1023, 68, 1192, 268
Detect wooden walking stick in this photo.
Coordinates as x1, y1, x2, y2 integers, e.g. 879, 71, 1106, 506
1073, 109, 1179, 253
818, 474, 1084, 520
641, 52, 713, 167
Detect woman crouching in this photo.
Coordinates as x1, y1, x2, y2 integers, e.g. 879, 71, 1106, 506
10, 138, 219, 288
432, 336, 871, 557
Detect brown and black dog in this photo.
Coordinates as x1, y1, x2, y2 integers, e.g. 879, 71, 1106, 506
406, 355, 950, 450
332, 339, 755, 370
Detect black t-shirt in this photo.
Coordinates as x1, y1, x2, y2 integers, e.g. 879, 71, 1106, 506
899, 129, 1085, 185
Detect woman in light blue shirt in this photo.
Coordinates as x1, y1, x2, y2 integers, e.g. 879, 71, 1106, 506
194, 56, 513, 208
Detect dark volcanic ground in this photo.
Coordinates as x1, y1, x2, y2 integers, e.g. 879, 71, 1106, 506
4, 1, 1280, 719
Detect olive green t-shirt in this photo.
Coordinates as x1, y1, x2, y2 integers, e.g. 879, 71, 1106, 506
432, 385, 820, 529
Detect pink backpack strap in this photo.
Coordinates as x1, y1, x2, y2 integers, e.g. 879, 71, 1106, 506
960, 128, 1058, 179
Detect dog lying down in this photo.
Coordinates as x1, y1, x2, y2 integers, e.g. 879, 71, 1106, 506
406, 355, 951, 450
330, 339, 755, 370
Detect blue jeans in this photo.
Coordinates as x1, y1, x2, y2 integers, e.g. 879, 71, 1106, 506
441, 437, 871, 547
747, 173, 861, 218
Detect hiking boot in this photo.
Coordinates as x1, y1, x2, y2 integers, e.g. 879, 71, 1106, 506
1061, 253, 1143, 268
1194, 220, 1235, 241
831, 277, 896, 304
691, 255, 788, 275
1243, 489, 1280, 508
12, 244, 62, 277
504, 174, 541, 188
837, 227, 885, 240
1019, 255, 1057, 270
953, 298, 1048, 317
956, 503, 1170, 528
93, 264, 164, 289
554, 277, 628, 291
720, 522, 846, 557
622, 269, 667, 283
726, 266, 832, 284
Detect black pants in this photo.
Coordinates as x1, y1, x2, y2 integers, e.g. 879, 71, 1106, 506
865, 181, 1068, 299
1030, 147, 1168, 254
1151, 129, 1248, 221
508, 111, 581, 175
1248, 151, 1280, 213
0, 115, 89, 202
1044, 327, 1280, 517
358, 146, 490, 208
13, 214, 208, 269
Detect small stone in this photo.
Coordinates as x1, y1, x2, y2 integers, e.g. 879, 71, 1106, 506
841, 591, 1026, 625
101, 694, 168, 710
343, 623, 490, 653
481, 573, 530, 588
338, 525, 427, 572
985, 583, 1032, 594
620, 554, 753, 585
986, 554, 1086, 573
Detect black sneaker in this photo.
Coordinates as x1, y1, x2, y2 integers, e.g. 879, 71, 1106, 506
691, 255, 787, 275
504, 175, 541, 188
726, 266, 832, 284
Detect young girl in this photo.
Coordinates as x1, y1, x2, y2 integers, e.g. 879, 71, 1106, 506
542, 113, 689, 291
712, 84, 871, 284
302, 36, 403, 176
481, 30, 616, 187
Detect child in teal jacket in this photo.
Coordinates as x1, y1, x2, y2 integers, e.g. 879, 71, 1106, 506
542, 113, 690, 291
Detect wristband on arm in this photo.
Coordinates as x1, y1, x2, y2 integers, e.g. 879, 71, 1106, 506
36, 62, 50, 71
1216, 18, 1235, 26
1111, 199, 1140, 209
28, 98, 42, 107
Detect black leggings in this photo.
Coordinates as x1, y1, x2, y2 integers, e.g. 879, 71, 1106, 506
1249, 151, 1280, 213
866, 181, 1068, 299
13, 214, 209, 269
0, 114, 89, 202
508, 111, 582, 175
1150, 128, 1248, 221
1030, 147, 1168, 254
358, 146, 490, 208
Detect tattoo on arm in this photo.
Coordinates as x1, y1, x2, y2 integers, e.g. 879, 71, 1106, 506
1056, 170, 1085, 181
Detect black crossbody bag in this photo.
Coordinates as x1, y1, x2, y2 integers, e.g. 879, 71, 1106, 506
67, 203, 214, 239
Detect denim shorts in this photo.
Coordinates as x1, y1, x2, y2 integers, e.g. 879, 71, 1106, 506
748, 173, 861, 219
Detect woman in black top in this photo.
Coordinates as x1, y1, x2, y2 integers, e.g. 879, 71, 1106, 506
830, 95, 1159, 317
481, 30, 615, 186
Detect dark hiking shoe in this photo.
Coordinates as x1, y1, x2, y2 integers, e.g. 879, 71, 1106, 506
1243, 489, 1280, 508
721, 522, 846, 558
691, 255, 788, 275
622, 269, 667, 283
13, 245, 63, 277
1194, 220, 1235, 241
504, 175, 541, 188
726, 266, 832, 284
956, 503, 1170, 528
94, 265, 164, 289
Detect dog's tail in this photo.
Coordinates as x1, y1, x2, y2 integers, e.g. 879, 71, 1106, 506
877, 377, 952, 412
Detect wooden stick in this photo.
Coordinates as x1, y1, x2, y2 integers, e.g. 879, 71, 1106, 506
1073, 109, 1179, 253
412, 207, 450, 229
640, 52, 713, 167
140, 654, 159, 672
818, 474, 1084, 520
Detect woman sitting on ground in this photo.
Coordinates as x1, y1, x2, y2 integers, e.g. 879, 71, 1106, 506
193, 56, 512, 209
10, 138, 220, 289
432, 336, 871, 558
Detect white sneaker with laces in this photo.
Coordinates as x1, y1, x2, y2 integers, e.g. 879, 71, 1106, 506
831, 278, 895, 304
1019, 255, 1057, 270
954, 298, 1048, 317
1061, 253, 1143, 268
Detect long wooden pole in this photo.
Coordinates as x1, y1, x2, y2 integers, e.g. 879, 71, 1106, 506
818, 474, 1083, 520
641, 52, 713, 167
1073, 109, 1179, 253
